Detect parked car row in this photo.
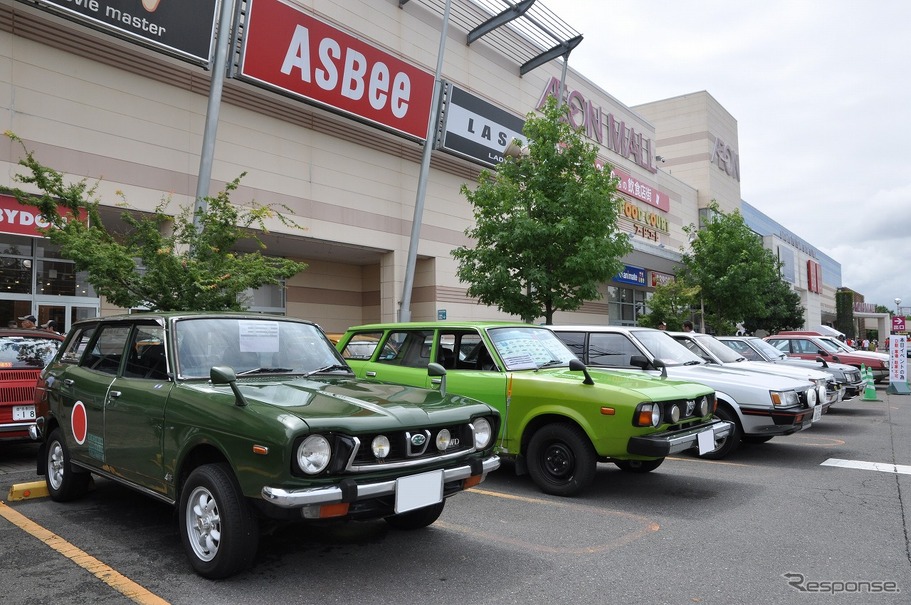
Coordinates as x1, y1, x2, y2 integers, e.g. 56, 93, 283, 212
15, 314, 886, 580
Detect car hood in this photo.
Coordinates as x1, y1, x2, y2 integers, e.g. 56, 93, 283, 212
720, 360, 828, 381
551, 366, 714, 399
194, 377, 492, 430
656, 363, 812, 390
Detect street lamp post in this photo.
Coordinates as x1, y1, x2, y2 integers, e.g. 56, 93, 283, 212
895, 297, 902, 315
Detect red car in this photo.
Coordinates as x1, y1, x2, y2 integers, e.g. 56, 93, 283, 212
0, 329, 65, 442
764, 332, 889, 383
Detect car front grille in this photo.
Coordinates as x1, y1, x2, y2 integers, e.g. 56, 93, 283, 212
348, 422, 477, 471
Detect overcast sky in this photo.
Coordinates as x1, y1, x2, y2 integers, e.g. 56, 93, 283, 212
546, 0, 909, 312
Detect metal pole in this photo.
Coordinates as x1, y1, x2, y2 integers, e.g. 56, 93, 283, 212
399, 0, 452, 322
193, 0, 236, 232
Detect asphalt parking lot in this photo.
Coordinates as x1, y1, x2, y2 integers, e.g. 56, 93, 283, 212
2, 387, 910, 605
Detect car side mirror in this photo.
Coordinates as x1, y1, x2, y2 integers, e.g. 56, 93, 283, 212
427, 362, 447, 396
568, 358, 594, 385
211, 365, 249, 407
814, 356, 830, 367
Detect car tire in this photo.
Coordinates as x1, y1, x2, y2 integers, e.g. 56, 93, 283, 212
179, 463, 259, 579
614, 458, 664, 473
45, 428, 91, 502
699, 405, 742, 460
526, 422, 596, 497
385, 500, 446, 530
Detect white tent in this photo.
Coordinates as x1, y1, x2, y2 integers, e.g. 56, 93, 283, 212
815, 325, 845, 338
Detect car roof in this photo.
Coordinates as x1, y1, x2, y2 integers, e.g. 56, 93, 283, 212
0, 329, 65, 341
346, 321, 537, 330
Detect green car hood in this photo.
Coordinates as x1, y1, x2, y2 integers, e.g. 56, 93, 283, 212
550, 366, 713, 400
193, 376, 491, 431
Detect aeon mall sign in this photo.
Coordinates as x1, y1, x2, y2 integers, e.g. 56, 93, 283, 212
538, 78, 657, 173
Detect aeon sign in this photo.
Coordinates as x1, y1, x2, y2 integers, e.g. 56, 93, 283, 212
538, 78, 657, 173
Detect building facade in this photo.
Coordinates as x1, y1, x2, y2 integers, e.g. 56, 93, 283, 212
0, 0, 841, 333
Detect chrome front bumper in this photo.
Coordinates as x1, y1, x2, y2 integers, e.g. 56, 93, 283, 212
627, 419, 733, 457
261, 454, 500, 508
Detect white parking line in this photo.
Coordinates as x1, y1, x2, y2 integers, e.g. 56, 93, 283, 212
821, 458, 911, 475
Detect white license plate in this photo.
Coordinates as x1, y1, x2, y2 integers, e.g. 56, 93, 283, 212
395, 469, 444, 513
697, 427, 716, 455
812, 405, 822, 422
12, 405, 36, 421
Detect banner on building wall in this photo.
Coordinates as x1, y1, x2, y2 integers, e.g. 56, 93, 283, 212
440, 85, 526, 168
613, 265, 646, 287
238, 0, 434, 141
0, 194, 87, 237
608, 166, 670, 213
27, 0, 218, 66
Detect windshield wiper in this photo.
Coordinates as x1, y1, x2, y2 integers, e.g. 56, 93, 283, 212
537, 359, 567, 369
236, 367, 293, 376
683, 360, 703, 365
306, 364, 352, 377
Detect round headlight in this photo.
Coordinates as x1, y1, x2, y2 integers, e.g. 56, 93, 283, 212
698, 396, 710, 417
297, 434, 331, 474
473, 417, 493, 449
435, 429, 451, 451
817, 384, 827, 403
806, 387, 817, 407
371, 435, 390, 459
668, 404, 681, 423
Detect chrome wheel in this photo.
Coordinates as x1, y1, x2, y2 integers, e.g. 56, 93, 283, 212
47, 439, 65, 491
185, 486, 221, 563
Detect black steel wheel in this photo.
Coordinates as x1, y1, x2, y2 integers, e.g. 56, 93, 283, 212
526, 423, 596, 497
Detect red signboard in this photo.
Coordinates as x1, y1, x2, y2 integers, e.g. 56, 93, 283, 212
606, 166, 671, 212
0, 194, 86, 237
893, 316, 906, 332
239, 0, 434, 140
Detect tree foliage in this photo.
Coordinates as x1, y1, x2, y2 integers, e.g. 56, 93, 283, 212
452, 96, 632, 324
679, 202, 804, 335
4, 132, 308, 311
637, 279, 700, 330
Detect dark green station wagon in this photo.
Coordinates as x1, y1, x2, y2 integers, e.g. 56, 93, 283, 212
31, 313, 500, 578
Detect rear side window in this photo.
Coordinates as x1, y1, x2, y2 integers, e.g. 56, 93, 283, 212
82, 324, 132, 375
767, 339, 790, 353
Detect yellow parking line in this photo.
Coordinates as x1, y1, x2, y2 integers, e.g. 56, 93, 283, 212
0, 502, 169, 605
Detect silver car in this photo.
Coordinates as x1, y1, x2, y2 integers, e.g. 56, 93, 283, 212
550, 325, 825, 459
716, 335, 865, 401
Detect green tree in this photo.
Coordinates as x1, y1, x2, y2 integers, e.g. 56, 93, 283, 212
452, 96, 631, 324
679, 202, 802, 335
741, 277, 804, 334
4, 133, 308, 311
835, 288, 855, 339
637, 279, 700, 330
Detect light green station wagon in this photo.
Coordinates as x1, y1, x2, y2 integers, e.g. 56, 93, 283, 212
337, 322, 732, 497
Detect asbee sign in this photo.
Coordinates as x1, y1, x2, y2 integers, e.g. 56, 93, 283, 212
238, 0, 434, 141
28, 0, 218, 66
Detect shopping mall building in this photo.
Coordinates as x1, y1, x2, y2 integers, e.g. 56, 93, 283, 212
0, 0, 843, 334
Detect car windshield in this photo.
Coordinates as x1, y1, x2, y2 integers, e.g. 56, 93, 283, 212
0, 335, 61, 368
821, 337, 853, 352
814, 338, 843, 353
695, 335, 745, 363
631, 329, 705, 366
486, 326, 577, 370
749, 338, 789, 360
175, 318, 347, 379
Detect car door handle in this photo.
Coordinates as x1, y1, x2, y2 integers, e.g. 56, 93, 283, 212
63, 379, 74, 386
109, 391, 121, 398
366, 371, 377, 377
431, 378, 442, 385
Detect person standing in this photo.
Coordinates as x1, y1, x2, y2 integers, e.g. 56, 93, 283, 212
18, 314, 38, 329
683, 320, 694, 332
41, 319, 60, 334
658, 321, 667, 330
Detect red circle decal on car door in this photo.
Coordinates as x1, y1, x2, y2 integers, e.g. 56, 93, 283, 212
72, 401, 87, 445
